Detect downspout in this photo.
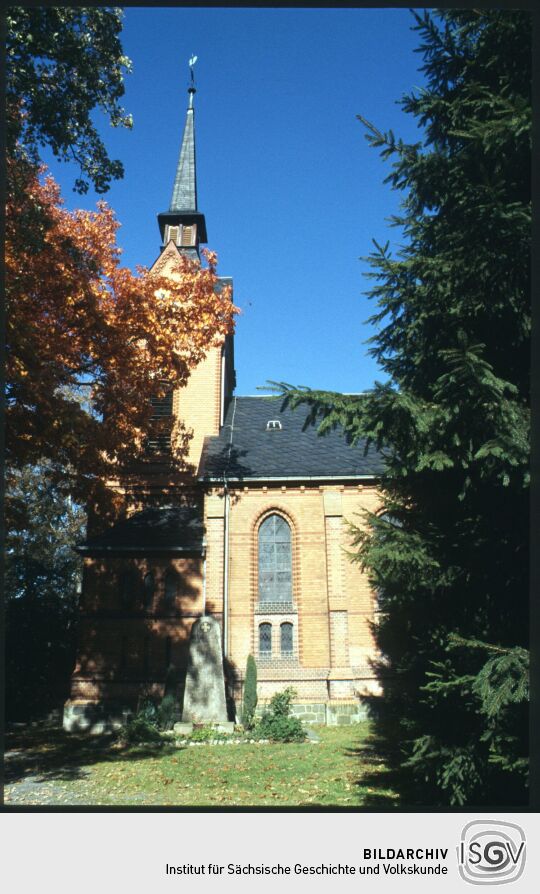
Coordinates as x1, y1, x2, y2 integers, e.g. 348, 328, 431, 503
202, 539, 207, 616
223, 477, 230, 658
222, 397, 237, 659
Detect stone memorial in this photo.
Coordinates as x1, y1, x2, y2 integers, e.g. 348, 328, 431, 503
181, 616, 231, 730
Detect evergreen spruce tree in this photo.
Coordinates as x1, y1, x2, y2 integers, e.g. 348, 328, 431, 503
280, 9, 530, 805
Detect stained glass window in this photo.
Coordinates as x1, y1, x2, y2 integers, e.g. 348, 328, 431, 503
280, 622, 293, 655
258, 514, 292, 604
259, 623, 272, 655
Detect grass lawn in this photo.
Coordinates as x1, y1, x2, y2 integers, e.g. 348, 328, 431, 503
4, 723, 399, 808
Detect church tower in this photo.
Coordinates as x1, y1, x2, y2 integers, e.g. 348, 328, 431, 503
64, 65, 235, 732
150, 68, 235, 473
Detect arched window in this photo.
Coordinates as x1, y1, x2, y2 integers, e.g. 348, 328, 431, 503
164, 571, 177, 607
259, 623, 272, 656
258, 514, 292, 604
143, 572, 155, 609
280, 622, 293, 655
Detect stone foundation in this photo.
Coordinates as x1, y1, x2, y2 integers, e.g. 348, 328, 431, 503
63, 700, 132, 734
64, 697, 371, 733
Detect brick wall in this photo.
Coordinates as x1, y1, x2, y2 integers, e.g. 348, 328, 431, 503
69, 554, 204, 707
208, 482, 380, 711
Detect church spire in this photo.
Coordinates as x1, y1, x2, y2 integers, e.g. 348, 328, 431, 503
157, 56, 207, 256
170, 64, 197, 213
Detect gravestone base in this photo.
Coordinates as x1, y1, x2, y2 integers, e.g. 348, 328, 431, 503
212, 722, 235, 734
173, 722, 193, 736
173, 721, 235, 737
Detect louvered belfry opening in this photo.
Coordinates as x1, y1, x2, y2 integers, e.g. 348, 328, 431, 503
146, 384, 174, 456
150, 388, 173, 419
165, 224, 197, 247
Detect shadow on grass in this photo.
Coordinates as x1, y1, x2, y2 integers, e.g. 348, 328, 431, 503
4, 724, 176, 786
346, 729, 530, 810
345, 731, 418, 809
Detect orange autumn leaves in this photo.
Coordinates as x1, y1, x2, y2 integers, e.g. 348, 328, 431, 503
6, 159, 238, 502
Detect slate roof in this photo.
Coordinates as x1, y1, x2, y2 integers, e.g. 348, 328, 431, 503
78, 506, 204, 555
170, 101, 197, 212
200, 396, 385, 481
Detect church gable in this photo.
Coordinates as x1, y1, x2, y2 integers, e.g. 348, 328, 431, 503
149, 238, 183, 276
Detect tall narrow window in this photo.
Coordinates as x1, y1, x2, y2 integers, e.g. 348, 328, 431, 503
150, 388, 173, 418
143, 572, 155, 609
258, 514, 292, 604
280, 622, 293, 655
259, 623, 272, 655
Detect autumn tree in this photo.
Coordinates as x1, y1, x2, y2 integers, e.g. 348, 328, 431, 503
279, 9, 530, 805
6, 159, 237, 516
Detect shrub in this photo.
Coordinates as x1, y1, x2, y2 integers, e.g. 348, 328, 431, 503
157, 693, 177, 730
137, 698, 158, 723
121, 715, 162, 745
242, 654, 258, 728
256, 687, 305, 742
189, 725, 228, 743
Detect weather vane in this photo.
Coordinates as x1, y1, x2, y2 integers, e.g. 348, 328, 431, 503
189, 54, 198, 85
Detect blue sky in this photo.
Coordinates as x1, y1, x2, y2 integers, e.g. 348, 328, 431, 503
46, 7, 428, 395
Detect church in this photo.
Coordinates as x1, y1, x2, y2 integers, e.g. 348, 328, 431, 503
63, 76, 384, 732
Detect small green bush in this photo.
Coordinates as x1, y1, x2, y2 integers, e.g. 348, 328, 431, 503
137, 698, 158, 722
122, 715, 162, 745
256, 687, 305, 742
157, 693, 177, 730
242, 654, 258, 729
189, 725, 228, 743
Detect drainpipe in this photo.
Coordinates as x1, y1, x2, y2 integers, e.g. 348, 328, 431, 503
222, 396, 237, 660
202, 540, 207, 616
222, 477, 230, 658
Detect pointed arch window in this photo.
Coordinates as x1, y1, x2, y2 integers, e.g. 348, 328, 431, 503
258, 514, 292, 604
